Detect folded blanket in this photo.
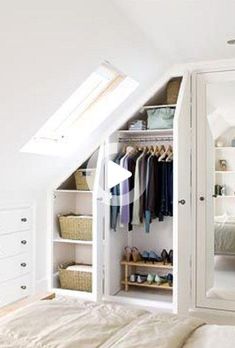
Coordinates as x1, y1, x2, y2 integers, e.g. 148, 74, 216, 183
0, 298, 204, 348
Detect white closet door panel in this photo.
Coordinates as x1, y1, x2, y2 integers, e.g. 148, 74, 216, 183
195, 69, 235, 312
0, 208, 32, 234
92, 144, 105, 301
0, 254, 31, 282
173, 71, 191, 314
0, 231, 31, 259
0, 274, 32, 307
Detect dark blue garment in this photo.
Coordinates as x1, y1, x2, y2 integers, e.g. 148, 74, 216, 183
110, 153, 123, 231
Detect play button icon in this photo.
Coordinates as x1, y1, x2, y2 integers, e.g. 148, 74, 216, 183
108, 160, 132, 189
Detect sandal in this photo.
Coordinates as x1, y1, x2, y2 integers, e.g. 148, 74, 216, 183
124, 246, 132, 262
132, 247, 141, 262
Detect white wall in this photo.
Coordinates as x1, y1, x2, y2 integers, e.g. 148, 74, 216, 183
0, 0, 169, 290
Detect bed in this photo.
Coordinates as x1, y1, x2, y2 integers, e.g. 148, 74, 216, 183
0, 297, 235, 347
215, 215, 235, 254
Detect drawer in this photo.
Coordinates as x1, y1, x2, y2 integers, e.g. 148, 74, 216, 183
0, 208, 32, 235
0, 274, 32, 307
0, 231, 31, 259
0, 254, 32, 283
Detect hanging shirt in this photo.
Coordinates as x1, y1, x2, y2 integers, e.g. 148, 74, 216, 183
132, 152, 144, 225
120, 154, 129, 225
110, 153, 123, 231
139, 153, 150, 223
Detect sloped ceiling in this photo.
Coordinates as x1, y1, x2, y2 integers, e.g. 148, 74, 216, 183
0, 0, 167, 191
112, 0, 235, 63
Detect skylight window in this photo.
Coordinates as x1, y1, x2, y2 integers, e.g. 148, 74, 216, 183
21, 62, 139, 156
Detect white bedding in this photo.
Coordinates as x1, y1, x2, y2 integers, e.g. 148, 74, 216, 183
0, 297, 234, 348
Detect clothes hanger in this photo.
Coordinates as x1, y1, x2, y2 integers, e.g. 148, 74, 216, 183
166, 145, 173, 162
158, 145, 166, 161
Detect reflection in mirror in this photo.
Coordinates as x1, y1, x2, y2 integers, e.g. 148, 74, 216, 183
206, 81, 235, 300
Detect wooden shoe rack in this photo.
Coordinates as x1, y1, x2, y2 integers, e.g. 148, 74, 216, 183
121, 260, 173, 292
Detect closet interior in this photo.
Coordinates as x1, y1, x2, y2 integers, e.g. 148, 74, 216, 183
105, 77, 182, 307
51, 150, 99, 299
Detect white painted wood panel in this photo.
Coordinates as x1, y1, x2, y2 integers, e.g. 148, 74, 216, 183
0, 253, 31, 283
0, 231, 31, 259
0, 274, 32, 307
0, 208, 31, 235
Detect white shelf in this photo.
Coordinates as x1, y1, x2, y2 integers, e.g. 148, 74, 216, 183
215, 147, 235, 150
215, 196, 235, 198
118, 129, 173, 135
142, 104, 176, 110
55, 189, 92, 194
215, 171, 235, 174
53, 288, 94, 300
53, 238, 93, 245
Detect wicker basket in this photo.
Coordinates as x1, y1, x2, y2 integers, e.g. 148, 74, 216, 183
166, 78, 181, 104
58, 262, 92, 292
74, 169, 95, 191
58, 214, 92, 241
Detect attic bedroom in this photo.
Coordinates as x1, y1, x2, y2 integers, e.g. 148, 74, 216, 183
1, 1, 235, 347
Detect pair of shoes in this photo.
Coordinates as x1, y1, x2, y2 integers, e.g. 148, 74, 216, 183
167, 273, 173, 287
125, 247, 142, 262
141, 250, 162, 263
129, 274, 147, 283
147, 274, 154, 284
161, 249, 173, 265
154, 274, 168, 285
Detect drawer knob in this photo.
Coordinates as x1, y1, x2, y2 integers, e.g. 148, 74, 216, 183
21, 218, 27, 222
21, 285, 27, 290
20, 263, 27, 267
21, 240, 27, 245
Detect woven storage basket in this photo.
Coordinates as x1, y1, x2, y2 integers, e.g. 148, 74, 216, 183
166, 78, 181, 104
58, 214, 92, 241
74, 169, 95, 191
58, 262, 92, 292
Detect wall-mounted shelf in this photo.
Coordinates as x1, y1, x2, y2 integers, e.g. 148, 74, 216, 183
215, 171, 235, 174
53, 238, 93, 245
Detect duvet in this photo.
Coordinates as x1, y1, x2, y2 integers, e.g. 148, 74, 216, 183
0, 297, 234, 348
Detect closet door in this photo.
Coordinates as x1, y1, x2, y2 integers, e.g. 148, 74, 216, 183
92, 144, 105, 301
173, 72, 191, 314
195, 69, 235, 311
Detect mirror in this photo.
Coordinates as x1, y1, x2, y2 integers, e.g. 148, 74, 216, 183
206, 79, 235, 300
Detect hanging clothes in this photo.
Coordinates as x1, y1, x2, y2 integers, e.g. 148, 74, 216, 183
110, 144, 173, 233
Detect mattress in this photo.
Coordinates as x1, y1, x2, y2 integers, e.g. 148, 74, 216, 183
0, 297, 234, 347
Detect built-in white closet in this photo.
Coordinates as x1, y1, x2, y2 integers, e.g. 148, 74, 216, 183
50, 72, 191, 313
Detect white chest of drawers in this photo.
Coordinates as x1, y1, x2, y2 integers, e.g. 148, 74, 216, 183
0, 206, 33, 307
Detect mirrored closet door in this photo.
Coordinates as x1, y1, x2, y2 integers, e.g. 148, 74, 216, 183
196, 70, 235, 311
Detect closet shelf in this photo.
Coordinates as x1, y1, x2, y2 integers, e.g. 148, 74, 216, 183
141, 104, 176, 110
53, 238, 93, 245
121, 260, 173, 269
55, 189, 93, 194
215, 195, 235, 198
215, 171, 235, 174
118, 129, 173, 135
121, 281, 172, 291
215, 147, 235, 150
